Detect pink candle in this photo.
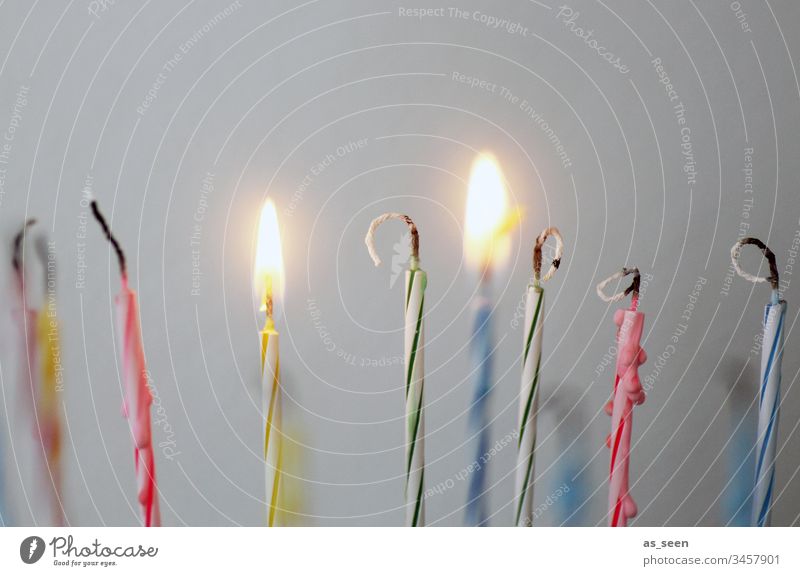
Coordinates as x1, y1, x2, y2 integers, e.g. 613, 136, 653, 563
597, 268, 647, 527
92, 202, 160, 527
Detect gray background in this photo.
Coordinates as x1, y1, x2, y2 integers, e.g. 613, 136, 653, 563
1, 0, 799, 526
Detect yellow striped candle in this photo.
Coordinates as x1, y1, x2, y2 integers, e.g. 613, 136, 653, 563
255, 199, 285, 527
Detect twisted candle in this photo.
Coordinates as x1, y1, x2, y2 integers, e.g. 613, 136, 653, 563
597, 268, 647, 527
515, 227, 563, 526
92, 201, 160, 527
731, 237, 785, 527
366, 213, 426, 526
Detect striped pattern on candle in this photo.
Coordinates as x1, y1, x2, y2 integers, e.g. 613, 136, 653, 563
515, 285, 543, 527
405, 268, 426, 527
752, 300, 785, 527
261, 329, 282, 527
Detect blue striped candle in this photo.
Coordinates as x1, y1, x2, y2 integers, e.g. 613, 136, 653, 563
752, 294, 785, 527
466, 285, 492, 527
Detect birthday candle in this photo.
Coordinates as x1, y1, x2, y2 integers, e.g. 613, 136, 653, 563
34, 235, 64, 526
597, 268, 647, 527
255, 199, 285, 527
462, 154, 518, 526
515, 227, 563, 527
731, 238, 786, 527
366, 213, 426, 527
12, 220, 65, 525
11, 220, 38, 524
92, 202, 160, 527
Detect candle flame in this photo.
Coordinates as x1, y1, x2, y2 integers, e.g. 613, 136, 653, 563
463, 153, 519, 270
254, 199, 285, 314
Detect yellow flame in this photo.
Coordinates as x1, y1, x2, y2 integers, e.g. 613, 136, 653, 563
254, 199, 285, 310
463, 153, 519, 270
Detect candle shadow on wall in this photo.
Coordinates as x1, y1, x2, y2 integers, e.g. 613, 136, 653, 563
538, 382, 591, 527
719, 357, 757, 527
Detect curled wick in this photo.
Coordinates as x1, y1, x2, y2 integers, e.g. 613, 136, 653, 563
533, 226, 564, 286
597, 267, 641, 311
365, 213, 420, 270
731, 237, 779, 297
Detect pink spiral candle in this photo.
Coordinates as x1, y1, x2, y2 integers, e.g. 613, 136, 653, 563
92, 201, 160, 527
605, 304, 646, 527
116, 278, 160, 527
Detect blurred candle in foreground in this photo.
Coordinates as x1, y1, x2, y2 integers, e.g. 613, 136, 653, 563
463, 153, 518, 527
35, 234, 64, 526
366, 213, 426, 526
255, 199, 285, 527
91, 201, 160, 527
731, 238, 786, 527
597, 267, 647, 528
11, 220, 64, 526
515, 227, 563, 526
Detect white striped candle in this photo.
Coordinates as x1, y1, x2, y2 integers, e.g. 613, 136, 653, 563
366, 213, 426, 527
514, 226, 562, 527
515, 285, 543, 526
730, 237, 786, 527
404, 267, 426, 527
752, 297, 785, 527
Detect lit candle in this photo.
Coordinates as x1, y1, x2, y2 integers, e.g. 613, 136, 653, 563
731, 237, 786, 527
515, 227, 563, 527
596, 267, 647, 527
365, 213, 426, 527
254, 199, 285, 527
463, 153, 519, 527
91, 202, 160, 527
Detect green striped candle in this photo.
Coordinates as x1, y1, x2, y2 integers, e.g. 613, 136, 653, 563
366, 213, 426, 527
515, 227, 563, 527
